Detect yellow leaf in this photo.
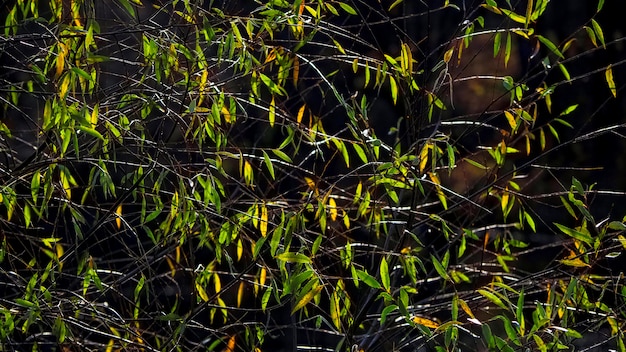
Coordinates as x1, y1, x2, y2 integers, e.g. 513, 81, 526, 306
60, 168, 72, 199
55, 42, 67, 78
412, 316, 440, 329
328, 197, 337, 221
269, 95, 276, 127
214, 273, 221, 294
221, 106, 231, 123
259, 267, 267, 287
419, 144, 430, 173
243, 160, 253, 186
291, 284, 324, 314
559, 257, 590, 267
237, 282, 245, 308
196, 283, 209, 302
237, 238, 243, 261
166, 257, 176, 276
443, 47, 454, 64
115, 204, 122, 229
91, 104, 99, 127
504, 110, 517, 129
260, 204, 268, 237
618, 235, 626, 249
606, 64, 617, 98
297, 104, 306, 124
304, 177, 316, 190
458, 298, 476, 319
501, 188, 509, 214
58, 74, 70, 98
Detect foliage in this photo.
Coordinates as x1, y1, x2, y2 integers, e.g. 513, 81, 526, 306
1, 0, 625, 351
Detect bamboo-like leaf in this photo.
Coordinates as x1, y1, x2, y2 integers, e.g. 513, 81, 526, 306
605, 65, 617, 97
504, 110, 517, 129
237, 282, 245, 308
591, 19, 605, 48
430, 254, 450, 281
555, 223, 593, 245
115, 204, 122, 229
269, 95, 276, 127
328, 197, 337, 221
559, 257, 590, 267
493, 32, 501, 57
459, 298, 476, 319
504, 33, 512, 67
501, 188, 510, 215
412, 316, 440, 329
380, 257, 390, 292
296, 104, 305, 124
292, 55, 299, 86
260, 204, 268, 237
356, 269, 381, 289
271, 148, 292, 163
536, 35, 564, 59
275, 252, 312, 264
338, 2, 357, 15
262, 151, 275, 180
477, 289, 507, 309
389, 76, 398, 105
196, 283, 209, 302
419, 143, 430, 173
525, 0, 533, 28
291, 284, 323, 314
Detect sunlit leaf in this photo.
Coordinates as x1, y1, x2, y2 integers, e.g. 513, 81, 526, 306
605, 65, 617, 97
389, 76, 398, 105
276, 252, 312, 264
196, 283, 209, 302
477, 289, 508, 310
591, 19, 605, 48
554, 223, 593, 245
380, 257, 390, 292
412, 316, 440, 329
536, 35, 564, 59
356, 269, 381, 289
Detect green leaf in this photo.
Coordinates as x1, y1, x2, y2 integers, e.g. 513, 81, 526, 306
338, 2, 357, 15
389, 76, 398, 105
505, 32, 512, 67
71, 67, 94, 81
430, 255, 450, 281
591, 19, 605, 47
493, 32, 501, 57
380, 304, 398, 325
352, 143, 368, 163
262, 150, 275, 180
380, 257, 390, 292
275, 252, 312, 264
536, 35, 564, 59
356, 269, 381, 289
477, 289, 508, 310
554, 223, 593, 245
271, 148, 293, 163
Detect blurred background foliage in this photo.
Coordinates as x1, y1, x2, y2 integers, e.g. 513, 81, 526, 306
1, 0, 626, 351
